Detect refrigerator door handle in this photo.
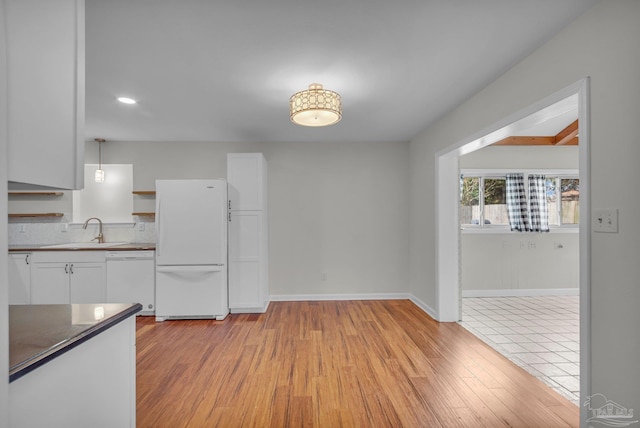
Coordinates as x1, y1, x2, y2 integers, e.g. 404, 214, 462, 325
156, 198, 161, 257
156, 265, 224, 273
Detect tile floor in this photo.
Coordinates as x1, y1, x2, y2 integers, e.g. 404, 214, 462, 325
459, 295, 580, 405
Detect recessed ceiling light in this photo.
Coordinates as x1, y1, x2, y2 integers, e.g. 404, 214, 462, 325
117, 97, 136, 104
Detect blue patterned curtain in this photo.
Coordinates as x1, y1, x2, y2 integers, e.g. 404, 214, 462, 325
506, 173, 529, 231
528, 174, 549, 232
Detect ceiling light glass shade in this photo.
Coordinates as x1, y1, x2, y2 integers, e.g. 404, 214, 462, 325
94, 169, 105, 183
117, 97, 136, 104
95, 138, 106, 183
290, 83, 342, 127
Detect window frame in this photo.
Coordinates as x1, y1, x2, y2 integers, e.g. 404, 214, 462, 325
460, 169, 579, 232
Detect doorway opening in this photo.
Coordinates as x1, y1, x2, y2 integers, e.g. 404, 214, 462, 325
435, 78, 590, 422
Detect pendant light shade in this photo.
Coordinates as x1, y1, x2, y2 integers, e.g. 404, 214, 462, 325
95, 138, 105, 183
290, 83, 342, 127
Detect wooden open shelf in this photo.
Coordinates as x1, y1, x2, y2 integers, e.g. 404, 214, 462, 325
132, 212, 155, 217
132, 191, 156, 195
9, 213, 64, 218
9, 192, 63, 196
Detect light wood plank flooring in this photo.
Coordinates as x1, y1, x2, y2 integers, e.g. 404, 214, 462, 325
136, 300, 578, 427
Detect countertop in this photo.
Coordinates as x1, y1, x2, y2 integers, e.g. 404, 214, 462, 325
9, 303, 142, 382
9, 243, 156, 252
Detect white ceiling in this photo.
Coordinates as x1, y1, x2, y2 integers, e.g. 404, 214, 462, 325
85, 0, 597, 144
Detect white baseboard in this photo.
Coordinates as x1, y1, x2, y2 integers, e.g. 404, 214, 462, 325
408, 295, 438, 320
267, 293, 440, 321
462, 288, 579, 298
269, 293, 411, 302
230, 300, 270, 314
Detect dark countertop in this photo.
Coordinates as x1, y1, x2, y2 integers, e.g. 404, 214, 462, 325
9, 243, 155, 252
9, 303, 142, 382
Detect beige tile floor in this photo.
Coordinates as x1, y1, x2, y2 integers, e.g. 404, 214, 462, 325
459, 295, 580, 405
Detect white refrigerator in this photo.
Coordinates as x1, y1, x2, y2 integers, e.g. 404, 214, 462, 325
155, 179, 229, 321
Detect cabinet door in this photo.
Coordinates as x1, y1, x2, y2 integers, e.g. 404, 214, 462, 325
5, 0, 85, 189
227, 153, 266, 211
8, 253, 31, 304
70, 263, 106, 304
31, 263, 70, 304
228, 211, 262, 308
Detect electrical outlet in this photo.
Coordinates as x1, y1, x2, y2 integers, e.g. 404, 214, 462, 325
138, 222, 146, 232
593, 209, 618, 233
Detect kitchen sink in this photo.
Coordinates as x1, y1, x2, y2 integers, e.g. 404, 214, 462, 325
40, 242, 129, 249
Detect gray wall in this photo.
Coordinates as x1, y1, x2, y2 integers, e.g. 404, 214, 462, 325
410, 0, 640, 416
86, 140, 411, 298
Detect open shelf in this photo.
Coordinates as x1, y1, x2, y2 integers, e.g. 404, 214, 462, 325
9, 192, 63, 196
132, 212, 155, 217
9, 213, 64, 218
132, 191, 156, 195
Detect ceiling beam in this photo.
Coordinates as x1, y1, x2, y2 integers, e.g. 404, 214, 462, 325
492, 136, 555, 146
491, 119, 579, 146
554, 119, 579, 146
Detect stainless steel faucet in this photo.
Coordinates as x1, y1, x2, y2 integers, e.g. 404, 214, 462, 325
82, 217, 104, 243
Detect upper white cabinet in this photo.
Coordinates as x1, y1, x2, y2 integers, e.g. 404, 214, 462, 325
227, 153, 267, 211
5, 0, 85, 189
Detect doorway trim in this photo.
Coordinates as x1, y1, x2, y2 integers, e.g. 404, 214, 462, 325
435, 78, 590, 424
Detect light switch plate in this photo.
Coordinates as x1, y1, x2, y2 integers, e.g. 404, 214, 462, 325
593, 208, 618, 233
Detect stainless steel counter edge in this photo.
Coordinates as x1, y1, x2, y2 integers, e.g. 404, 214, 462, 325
9, 303, 142, 383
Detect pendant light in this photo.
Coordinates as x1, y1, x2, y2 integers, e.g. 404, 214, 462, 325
95, 138, 106, 183
290, 83, 342, 127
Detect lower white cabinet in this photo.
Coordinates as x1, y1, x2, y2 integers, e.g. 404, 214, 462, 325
8, 253, 31, 304
30, 252, 106, 304
228, 211, 268, 312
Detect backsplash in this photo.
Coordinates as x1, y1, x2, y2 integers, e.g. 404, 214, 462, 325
8, 220, 156, 246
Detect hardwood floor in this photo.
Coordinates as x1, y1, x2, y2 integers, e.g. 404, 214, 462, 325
136, 300, 578, 427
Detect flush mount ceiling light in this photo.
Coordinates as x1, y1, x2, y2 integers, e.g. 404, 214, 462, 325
94, 138, 106, 183
117, 96, 136, 104
290, 83, 342, 127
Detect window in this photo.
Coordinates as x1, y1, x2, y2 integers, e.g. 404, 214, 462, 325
461, 171, 579, 229
460, 176, 507, 226
545, 177, 580, 226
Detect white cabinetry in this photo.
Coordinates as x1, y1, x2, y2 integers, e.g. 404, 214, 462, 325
227, 153, 269, 313
5, 0, 85, 189
227, 153, 267, 211
8, 253, 31, 304
10, 316, 136, 428
31, 252, 106, 304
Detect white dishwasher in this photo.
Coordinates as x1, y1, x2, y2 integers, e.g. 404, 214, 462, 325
106, 251, 155, 315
